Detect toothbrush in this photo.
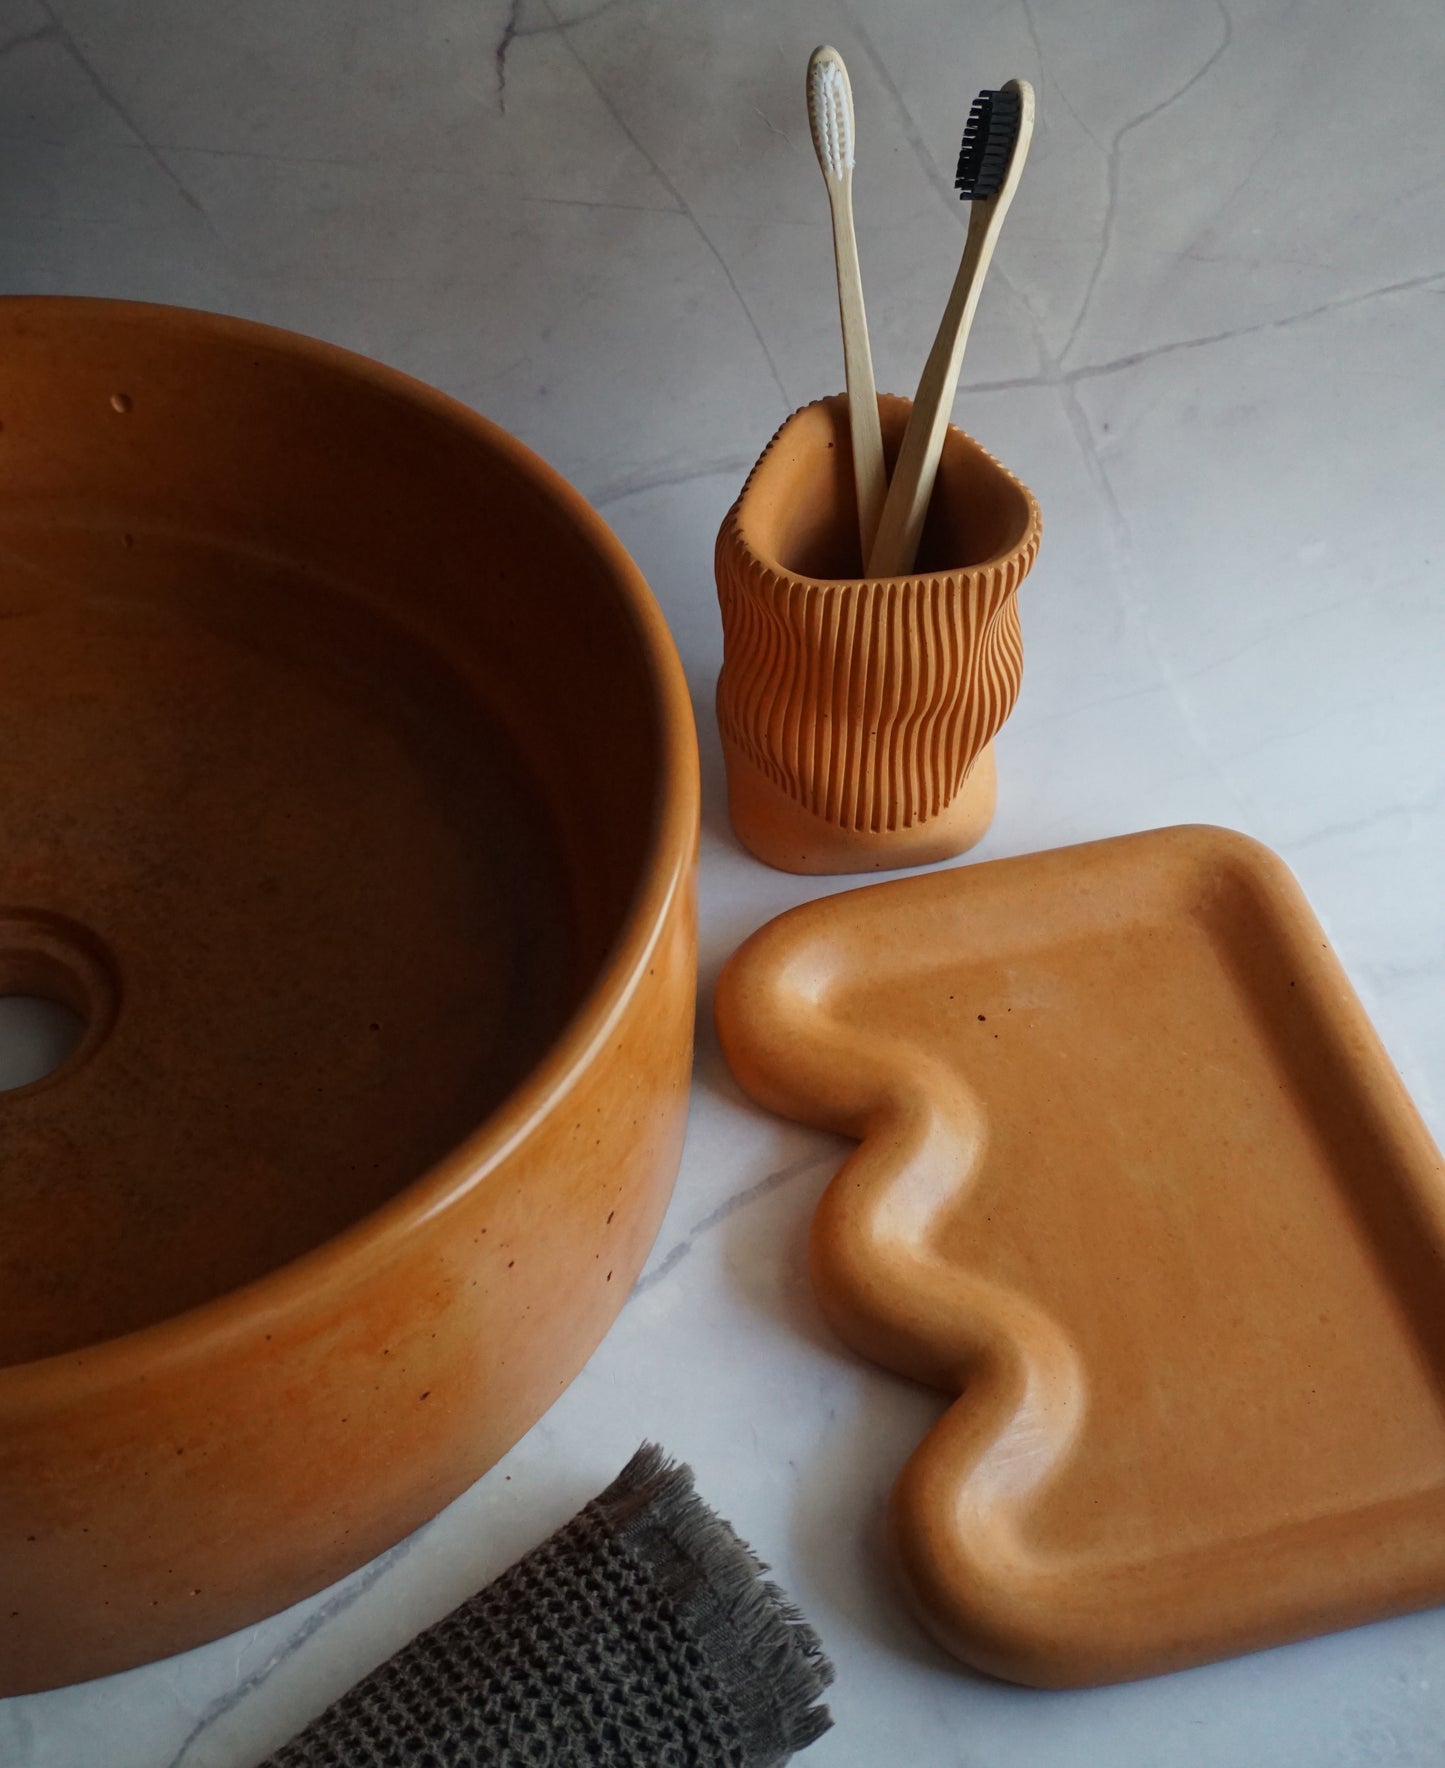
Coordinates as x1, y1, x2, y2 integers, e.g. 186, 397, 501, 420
807, 45, 887, 564
866, 80, 1035, 579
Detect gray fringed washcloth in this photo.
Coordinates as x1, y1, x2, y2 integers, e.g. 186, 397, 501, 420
264, 1445, 834, 1767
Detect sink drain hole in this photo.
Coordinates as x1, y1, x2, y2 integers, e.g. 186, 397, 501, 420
0, 996, 86, 1091
0, 912, 118, 1095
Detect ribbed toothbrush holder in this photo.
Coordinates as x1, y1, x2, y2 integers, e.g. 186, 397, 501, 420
715, 393, 1041, 874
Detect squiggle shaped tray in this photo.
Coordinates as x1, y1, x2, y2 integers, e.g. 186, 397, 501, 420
717, 826, 1445, 1685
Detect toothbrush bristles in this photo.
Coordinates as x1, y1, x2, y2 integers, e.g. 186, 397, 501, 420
955, 87, 1020, 200
808, 52, 854, 179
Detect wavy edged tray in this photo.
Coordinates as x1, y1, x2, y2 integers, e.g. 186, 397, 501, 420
716, 826, 1445, 1685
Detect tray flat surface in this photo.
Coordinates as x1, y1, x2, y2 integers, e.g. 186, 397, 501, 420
0, 524, 573, 1365
716, 826, 1445, 1684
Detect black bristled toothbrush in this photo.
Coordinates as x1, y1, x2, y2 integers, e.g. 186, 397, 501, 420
866, 80, 1035, 578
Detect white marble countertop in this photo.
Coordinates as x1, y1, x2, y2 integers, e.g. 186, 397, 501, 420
4, 0, 1445, 1761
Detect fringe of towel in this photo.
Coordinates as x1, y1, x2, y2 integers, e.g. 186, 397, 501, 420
595, 1444, 835, 1767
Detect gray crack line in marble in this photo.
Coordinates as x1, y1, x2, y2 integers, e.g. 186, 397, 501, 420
966, 265, 1445, 396
38, 0, 220, 236
497, 0, 623, 105
0, 22, 55, 59
1291, 793, 1445, 860
751, 102, 800, 155
849, 0, 1243, 823
533, 0, 793, 416
630, 1149, 838, 1300
511, 0, 621, 55
843, 0, 1096, 616
1019, 0, 1107, 154
808, 3, 1441, 410
494, 0, 523, 112
525, 192, 681, 215
161, 1523, 433, 1768
839, 6, 953, 212
840, 5, 1051, 382
145, 142, 403, 172
130, 142, 680, 218
587, 450, 757, 508
1058, 0, 1233, 366
1009, 679, 1164, 739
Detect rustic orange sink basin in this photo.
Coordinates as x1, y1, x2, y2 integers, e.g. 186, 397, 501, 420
0, 298, 699, 1695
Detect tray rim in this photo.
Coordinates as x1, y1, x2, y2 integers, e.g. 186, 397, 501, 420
716, 823, 1445, 1684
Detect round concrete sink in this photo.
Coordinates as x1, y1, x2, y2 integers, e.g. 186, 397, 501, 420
0, 298, 699, 1694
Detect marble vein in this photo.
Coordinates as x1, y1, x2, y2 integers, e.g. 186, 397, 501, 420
630, 1149, 835, 1299
924, 42, 1250, 836
38, 0, 218, 232
134, 143, 679, 216
966, 263, 1445, 396
1049, 362, 1249, 820
1172, 579, 1411, 690
1362, 949, 1445, 995
750, 101, 800, 155
587, 450, 757, 508
535, 0, 791, 414
145, 142, 399, 172
0, 21, 54, 59
842, 8, 953, 211
493, 0, 523, 113
160, 1524, 432, 1768
1011, 678, 1163, 737
1292, 795, 1445, 857
512, 0, 620, 42
1058, 0, 1233, 366
843, 5, 1050, 378
808, 1, 1434, 420
1056, 379, 1135, 604
526, 192, 677, 215
1018, 0, 1106, 154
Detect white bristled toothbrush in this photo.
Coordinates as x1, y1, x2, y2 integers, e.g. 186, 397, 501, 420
807, 45, 887, 565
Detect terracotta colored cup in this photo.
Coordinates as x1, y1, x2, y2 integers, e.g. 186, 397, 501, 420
715, 394, 1040, 873
0, 298, 699, 1694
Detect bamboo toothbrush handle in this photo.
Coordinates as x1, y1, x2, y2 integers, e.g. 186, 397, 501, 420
829, 181, 886, 562
808, 45, 887, 566
866, 203, 995, 579
867, 78, 1034, 579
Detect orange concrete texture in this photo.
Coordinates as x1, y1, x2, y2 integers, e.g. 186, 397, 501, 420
0, 299, 699, 1694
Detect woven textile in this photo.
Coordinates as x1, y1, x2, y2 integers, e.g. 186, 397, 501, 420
265, 1446, 834, 1768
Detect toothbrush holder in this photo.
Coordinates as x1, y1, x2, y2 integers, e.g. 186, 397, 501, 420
715, 393, 1041, 874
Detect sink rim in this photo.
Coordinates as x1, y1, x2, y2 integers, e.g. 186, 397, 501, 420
0, 294, 700, 1405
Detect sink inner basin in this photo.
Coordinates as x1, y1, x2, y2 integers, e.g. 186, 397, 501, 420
0, 298, 698, 1698
0, 298, 678, 1378
0, 529, 574, 1364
